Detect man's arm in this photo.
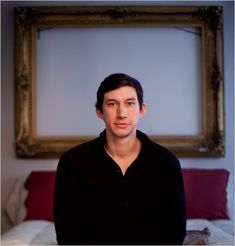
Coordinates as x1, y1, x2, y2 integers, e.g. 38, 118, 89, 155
168, 161, 187, 245
53, 155, 87, 245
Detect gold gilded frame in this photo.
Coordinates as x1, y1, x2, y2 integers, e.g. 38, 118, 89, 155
15, 6, 225, 158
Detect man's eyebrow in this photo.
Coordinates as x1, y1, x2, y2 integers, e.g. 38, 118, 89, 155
104, 98, 137, 102
105, 99, 117, 102
126, 98, 137, 101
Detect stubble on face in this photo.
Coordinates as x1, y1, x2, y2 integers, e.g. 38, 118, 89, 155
97, 86, 146, 140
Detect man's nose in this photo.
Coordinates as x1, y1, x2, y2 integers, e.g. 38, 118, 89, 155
117, 105, 127, 118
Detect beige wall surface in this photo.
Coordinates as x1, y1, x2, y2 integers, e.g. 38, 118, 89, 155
1, 1, 234, 234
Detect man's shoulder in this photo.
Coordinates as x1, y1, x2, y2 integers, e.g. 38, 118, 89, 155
138, 130, 179, 164
60, 136, 100, 161
152, 141, 177, 159
149, 141, 181, 168
147, 142, 183, 180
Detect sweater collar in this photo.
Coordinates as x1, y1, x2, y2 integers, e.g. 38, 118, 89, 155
98, 129, 152, 150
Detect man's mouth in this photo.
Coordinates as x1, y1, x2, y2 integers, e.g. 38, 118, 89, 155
114, 123, 129, 128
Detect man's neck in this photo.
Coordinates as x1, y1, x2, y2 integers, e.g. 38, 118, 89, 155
105, 136, 138, 158
104, 130, 141, 174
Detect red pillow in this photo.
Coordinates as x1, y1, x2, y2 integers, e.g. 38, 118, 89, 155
23, 169, 229, 221
182, 169, 229, 220
24, 171, 56, 221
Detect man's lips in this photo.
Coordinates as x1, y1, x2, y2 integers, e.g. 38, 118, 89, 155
114, 123, 129, 128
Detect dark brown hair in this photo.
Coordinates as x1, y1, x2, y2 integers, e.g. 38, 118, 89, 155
95, 73, 144, 111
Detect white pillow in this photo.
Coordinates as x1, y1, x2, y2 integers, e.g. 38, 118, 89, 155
226, 174, 234, 220
5, 174, 28, 225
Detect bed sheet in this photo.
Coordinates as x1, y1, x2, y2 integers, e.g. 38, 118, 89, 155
186, 219, 234, 245
1, 221, 55, 245
1, 219, 234, 245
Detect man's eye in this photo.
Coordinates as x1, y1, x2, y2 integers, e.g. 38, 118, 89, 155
127, 101, 135, 106
107, 102, 115, 106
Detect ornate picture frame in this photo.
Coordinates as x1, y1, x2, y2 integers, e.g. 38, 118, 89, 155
15, 6, 224, 158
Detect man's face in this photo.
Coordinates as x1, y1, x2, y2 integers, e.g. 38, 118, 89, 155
96, 86, 146, 139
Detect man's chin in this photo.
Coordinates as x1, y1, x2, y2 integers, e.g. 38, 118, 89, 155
111, 128, 136, 138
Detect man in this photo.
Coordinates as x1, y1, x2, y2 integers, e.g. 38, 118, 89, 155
53, 73, 186, 245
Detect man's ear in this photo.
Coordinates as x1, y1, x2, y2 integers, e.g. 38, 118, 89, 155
96, 108, 104, 120
140, 103, 147, 119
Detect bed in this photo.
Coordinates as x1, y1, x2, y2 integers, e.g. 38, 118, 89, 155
1, 169, 234, 245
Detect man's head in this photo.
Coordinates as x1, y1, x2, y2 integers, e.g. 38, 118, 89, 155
95, 73, 144, 111
95, 73, 146, 139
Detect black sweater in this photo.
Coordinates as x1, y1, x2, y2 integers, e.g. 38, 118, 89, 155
53, 130, 186, 245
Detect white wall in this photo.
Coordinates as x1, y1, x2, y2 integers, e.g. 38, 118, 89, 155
1, 1, 234, 234
36, 27, 202, 136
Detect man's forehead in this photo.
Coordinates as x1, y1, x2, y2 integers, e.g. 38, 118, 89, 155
104, 86, 138, 100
